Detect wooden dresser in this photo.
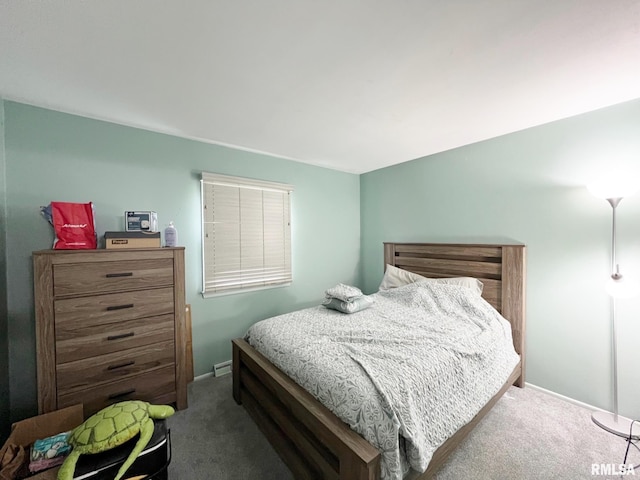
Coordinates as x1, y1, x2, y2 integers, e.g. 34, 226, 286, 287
33, 247, 188, 416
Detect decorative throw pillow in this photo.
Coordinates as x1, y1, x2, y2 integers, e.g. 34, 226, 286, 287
322, 295, 374, 314
324, 283, 364, 302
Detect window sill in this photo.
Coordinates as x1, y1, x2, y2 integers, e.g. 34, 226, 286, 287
202, 282, 292, 298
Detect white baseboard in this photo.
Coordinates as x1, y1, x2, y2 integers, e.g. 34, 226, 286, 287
525, 382, 609, 413
194, 372, 214, 382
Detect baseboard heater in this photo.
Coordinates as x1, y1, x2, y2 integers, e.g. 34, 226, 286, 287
213, 360, 232, 377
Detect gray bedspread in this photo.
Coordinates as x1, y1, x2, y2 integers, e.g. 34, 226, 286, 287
246, 281, 520, 480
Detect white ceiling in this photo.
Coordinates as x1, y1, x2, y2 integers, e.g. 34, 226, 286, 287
1, 1, 640, 174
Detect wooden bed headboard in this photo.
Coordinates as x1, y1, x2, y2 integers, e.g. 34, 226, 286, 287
383, 242, 526, 383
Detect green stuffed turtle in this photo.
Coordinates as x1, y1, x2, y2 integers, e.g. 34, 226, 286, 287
57, 400, 174, 480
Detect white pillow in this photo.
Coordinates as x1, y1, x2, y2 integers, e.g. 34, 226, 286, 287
378, 264, 484, 296
322, 295, 374, 314
378, 264, 427, 290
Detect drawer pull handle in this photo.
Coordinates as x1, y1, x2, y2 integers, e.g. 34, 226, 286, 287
106, 303, 134, 311
107, 360, 135, 371
107, 332, 135, 341
108, 389, 136, 400
106, 272, 133, 278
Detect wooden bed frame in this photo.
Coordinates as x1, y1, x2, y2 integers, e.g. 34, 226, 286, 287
232, 242, 526, 480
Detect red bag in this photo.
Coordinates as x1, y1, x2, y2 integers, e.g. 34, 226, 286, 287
50, 202, 97, 249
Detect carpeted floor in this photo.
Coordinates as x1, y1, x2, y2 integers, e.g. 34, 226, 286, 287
167, 374, 636, 479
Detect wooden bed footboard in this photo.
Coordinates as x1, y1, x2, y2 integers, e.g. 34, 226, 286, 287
233, 338, 380, 480
233, 338, 522, 480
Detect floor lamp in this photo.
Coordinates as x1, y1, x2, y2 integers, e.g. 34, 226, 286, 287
588, 186, 640, 439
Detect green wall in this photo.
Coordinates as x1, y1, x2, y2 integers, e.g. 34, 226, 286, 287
4, 96, 640, 437
361, 98, 640, 419
2, 101, 361, 426
0, 99, 9, 438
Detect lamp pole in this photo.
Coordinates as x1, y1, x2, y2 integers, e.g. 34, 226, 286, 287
607, 197, 621, 419
591, 196, 639, 439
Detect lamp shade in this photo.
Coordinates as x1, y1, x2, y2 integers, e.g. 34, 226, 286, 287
587, 176, 638, 199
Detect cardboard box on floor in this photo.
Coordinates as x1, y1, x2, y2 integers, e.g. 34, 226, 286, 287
0, 404, 83, 479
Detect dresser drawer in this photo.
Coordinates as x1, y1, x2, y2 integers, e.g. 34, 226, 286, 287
56, 314, 174, 364
57, 340, 175, 393
53, 258, 174, 297
55, 287, 174, 327
57, 365, 177, 417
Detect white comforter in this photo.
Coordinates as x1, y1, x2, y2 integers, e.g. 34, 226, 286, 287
246, 282, 520, 480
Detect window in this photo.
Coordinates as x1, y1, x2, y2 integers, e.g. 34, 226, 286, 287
201, 172, 293, 296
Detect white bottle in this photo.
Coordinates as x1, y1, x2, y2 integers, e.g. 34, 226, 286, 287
164, 221, 178, 247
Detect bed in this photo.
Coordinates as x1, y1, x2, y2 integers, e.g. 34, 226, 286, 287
232, 242, 526, 479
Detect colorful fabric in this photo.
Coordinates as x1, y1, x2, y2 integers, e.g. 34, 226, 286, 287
30, 432, 71, 462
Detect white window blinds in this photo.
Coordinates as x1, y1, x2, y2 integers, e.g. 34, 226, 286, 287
201, 172, 293, 296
